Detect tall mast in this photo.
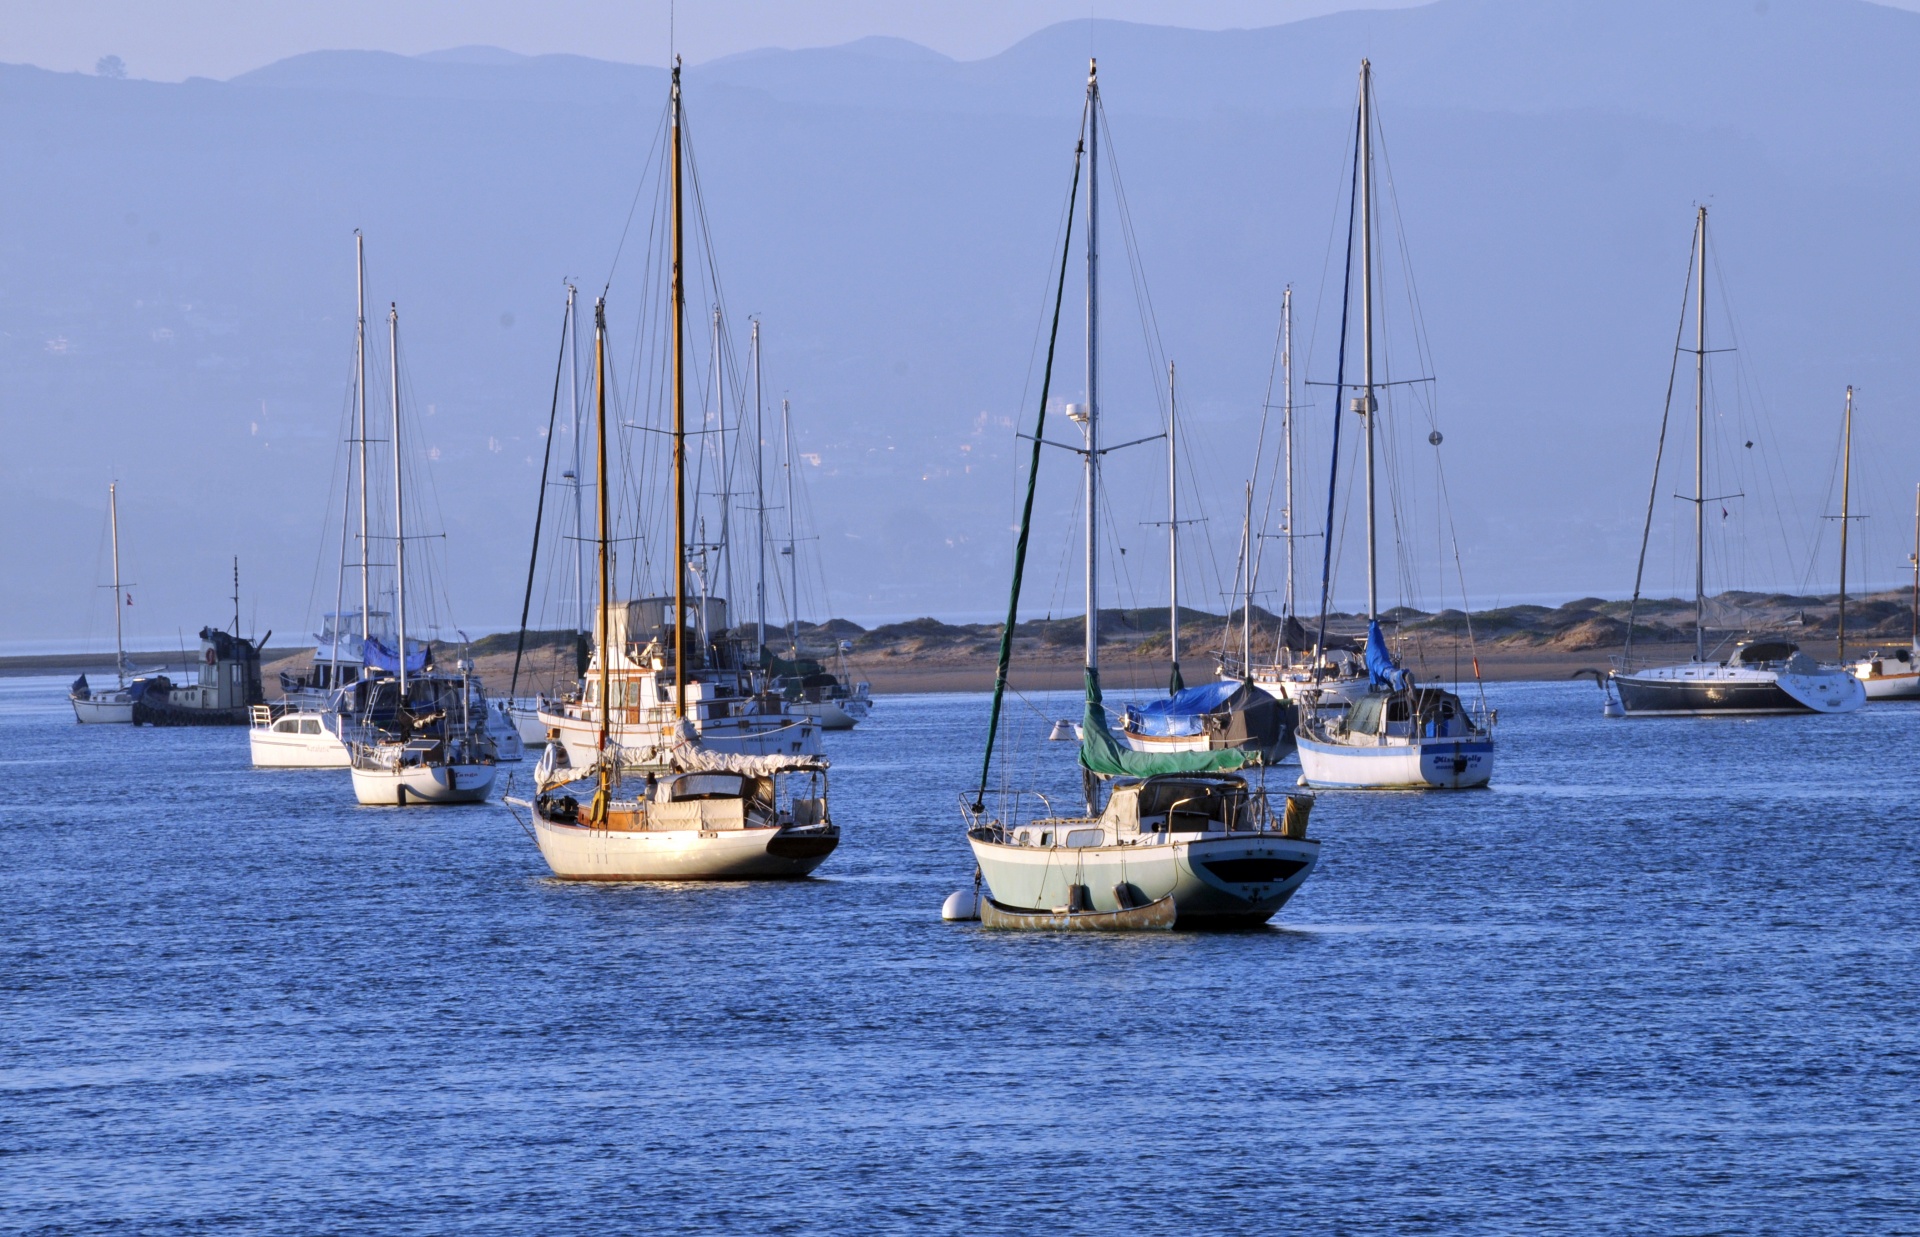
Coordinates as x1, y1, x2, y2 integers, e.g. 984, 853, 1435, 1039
752, 320, 767, 658
712, 304, 733, 620
1084, 58, 1101, 674
671, 58, 688, 719
356, 232, 370, 651
1282, 284, 1295, 618
1359, 59, 1379, 622
567, 284, 587, 636
1911, 482, 1918, 649
108, 482, 125, 685
1167, 360, 1179, 681
1242, 482, 1255, 667
594, 298, 611, 764
1838, 385, 1853, 661
389, 303, 407, 696
1693, 205, 1707, 663
782, 397, 800, 657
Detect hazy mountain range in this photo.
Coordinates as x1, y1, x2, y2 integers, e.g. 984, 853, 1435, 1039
6, 0, 1920, 650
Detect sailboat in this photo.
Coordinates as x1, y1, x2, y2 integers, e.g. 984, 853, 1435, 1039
1608, 208, 1865, 717
761, 385, 872, 731
1221, 287, 1370, 707
347, 303, 499, 805
1847, 481, 1920, 699
1117, 363, 1291, 761
958, 61, 1320, 930
70, 482, 149, 724
510, 67, 838, 879
1293, 62, 1495, 791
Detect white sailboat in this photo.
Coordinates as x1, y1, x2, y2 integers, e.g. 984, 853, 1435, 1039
348, 303, 498, 805
70, 482, 144, 724
1609, 208, 1864, 717
1294, 62, 1495, 790
1846, 479, 1920, 700
957, 62, 1321, 930
511, 65, 839, 879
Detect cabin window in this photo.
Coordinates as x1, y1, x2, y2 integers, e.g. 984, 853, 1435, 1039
670, 773, 746, 802
274, 718, 299, 732
300, 719, 322, 735
1064, 828, 1103, 848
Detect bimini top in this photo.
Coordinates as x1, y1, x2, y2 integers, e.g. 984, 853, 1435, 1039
1734, 639, 1799, 665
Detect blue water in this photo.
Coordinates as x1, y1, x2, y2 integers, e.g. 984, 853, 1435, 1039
3, 675, 1916, 1234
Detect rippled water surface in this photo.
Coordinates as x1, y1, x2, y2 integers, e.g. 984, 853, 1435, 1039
3, 675, 1917, 1234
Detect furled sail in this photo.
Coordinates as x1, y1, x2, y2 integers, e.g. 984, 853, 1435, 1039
1363, 619, 1411, 691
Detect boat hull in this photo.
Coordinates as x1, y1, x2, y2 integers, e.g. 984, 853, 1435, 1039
980, 893, 1176, 931
530, 817, 839, 880
815, 699, 868, 730
967, 831, 1319, 929
71, 695, 134, 724
1296, 734, 1493, 789
350, 762, 497, 805
248, 728, 350, 769
1613, 666, 1866, 715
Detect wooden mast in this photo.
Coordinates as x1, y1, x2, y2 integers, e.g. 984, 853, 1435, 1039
671, 58, 688, 721
593, 296, 611, 821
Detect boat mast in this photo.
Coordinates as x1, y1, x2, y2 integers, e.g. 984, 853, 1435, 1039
752, 320, 767, 659
1283, 284, 1295, 619
1359, 60, 1379, 623
712, 304, 733, 621
1242, 482, 1255, 667
356, 232, 371, 656
594, 297, 611, 783
1839, 385, 1853, 661
782, 397, 800, 657
109, 482, 125, 686
1912, 482, 1918, 649
1167, 360, 1179, 685
389, 303, 407, 697
1693, 205, 1707, 663
671, 58, 688, 720
1084, 58, 1101, 676
567, 284, 587, 637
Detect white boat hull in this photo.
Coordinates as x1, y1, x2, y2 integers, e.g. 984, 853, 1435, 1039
530, 816, 838, 880
815, 698, 870, 730
350, 762, 497, 805
967, 830, 1319, 928
71, 695, 134, 724
1296, 734, 1493, 789
248, 727, 350, 769
1849, 650, 1920, 700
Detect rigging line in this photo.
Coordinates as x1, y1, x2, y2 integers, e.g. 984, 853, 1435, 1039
1243, 305, 1287, 657
511, 297, 576, 701
1315, 89, 1364, 660
602, 97, 673, 296
975, 114, 1086, 815
1624, 220, 1700, 668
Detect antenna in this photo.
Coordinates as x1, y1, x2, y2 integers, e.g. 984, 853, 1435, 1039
231, 556, 240, 636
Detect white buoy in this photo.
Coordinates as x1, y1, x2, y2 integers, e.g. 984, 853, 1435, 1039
941, 889, 980, 921
1296, 774, 1310, 787
1602, 698, 1625, 719
1048, 719, 1080, 741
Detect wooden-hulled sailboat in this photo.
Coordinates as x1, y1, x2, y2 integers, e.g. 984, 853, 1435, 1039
510, 65, 838, 881
1848, 481, 1920, 699
347, 304, 499, 805
1607, 209, 1864, 717
1294, 61, 1495, 790
959, 62, 1320, 930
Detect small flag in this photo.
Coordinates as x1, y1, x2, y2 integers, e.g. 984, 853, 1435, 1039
125, 593, 133, 606
1721, 506, 1729, 520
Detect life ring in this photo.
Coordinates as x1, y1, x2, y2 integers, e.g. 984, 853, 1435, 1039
204, 647, 217, 665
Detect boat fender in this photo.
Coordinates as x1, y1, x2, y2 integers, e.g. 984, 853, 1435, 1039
941, 889, 979, 921
1282, 794, 1313, 840
1112, 883, 1139, 910
1067, 884, 1094, 914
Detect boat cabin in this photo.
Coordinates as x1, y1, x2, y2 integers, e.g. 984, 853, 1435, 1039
1006, 773, 1260, 847
1732, 639, 1817, 673
1341, 688, 1480, 740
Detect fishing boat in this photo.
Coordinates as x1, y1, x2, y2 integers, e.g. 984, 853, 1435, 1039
956, 62, 1320, 929
1294, 61, 1495, 789
132, 562, 269, 727
1118, 364, 1292, 761
70, 482, 151, 723
1608, 207, 1865, 717
510, 67, 839, 878
348, 303, 498, 805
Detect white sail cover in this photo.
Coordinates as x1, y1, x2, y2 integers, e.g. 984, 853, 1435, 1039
533, 724, 825, 792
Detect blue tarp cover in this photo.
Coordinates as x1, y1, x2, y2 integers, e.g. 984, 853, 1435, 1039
363, 636, 429, 674
1123, 679, 1243, 736
1364, 620, 1412, 691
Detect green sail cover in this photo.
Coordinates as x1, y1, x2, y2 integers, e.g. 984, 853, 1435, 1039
1078, 666, 1250, 777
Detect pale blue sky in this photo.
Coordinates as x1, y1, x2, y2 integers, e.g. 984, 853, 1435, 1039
13, 1, 1428, 80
